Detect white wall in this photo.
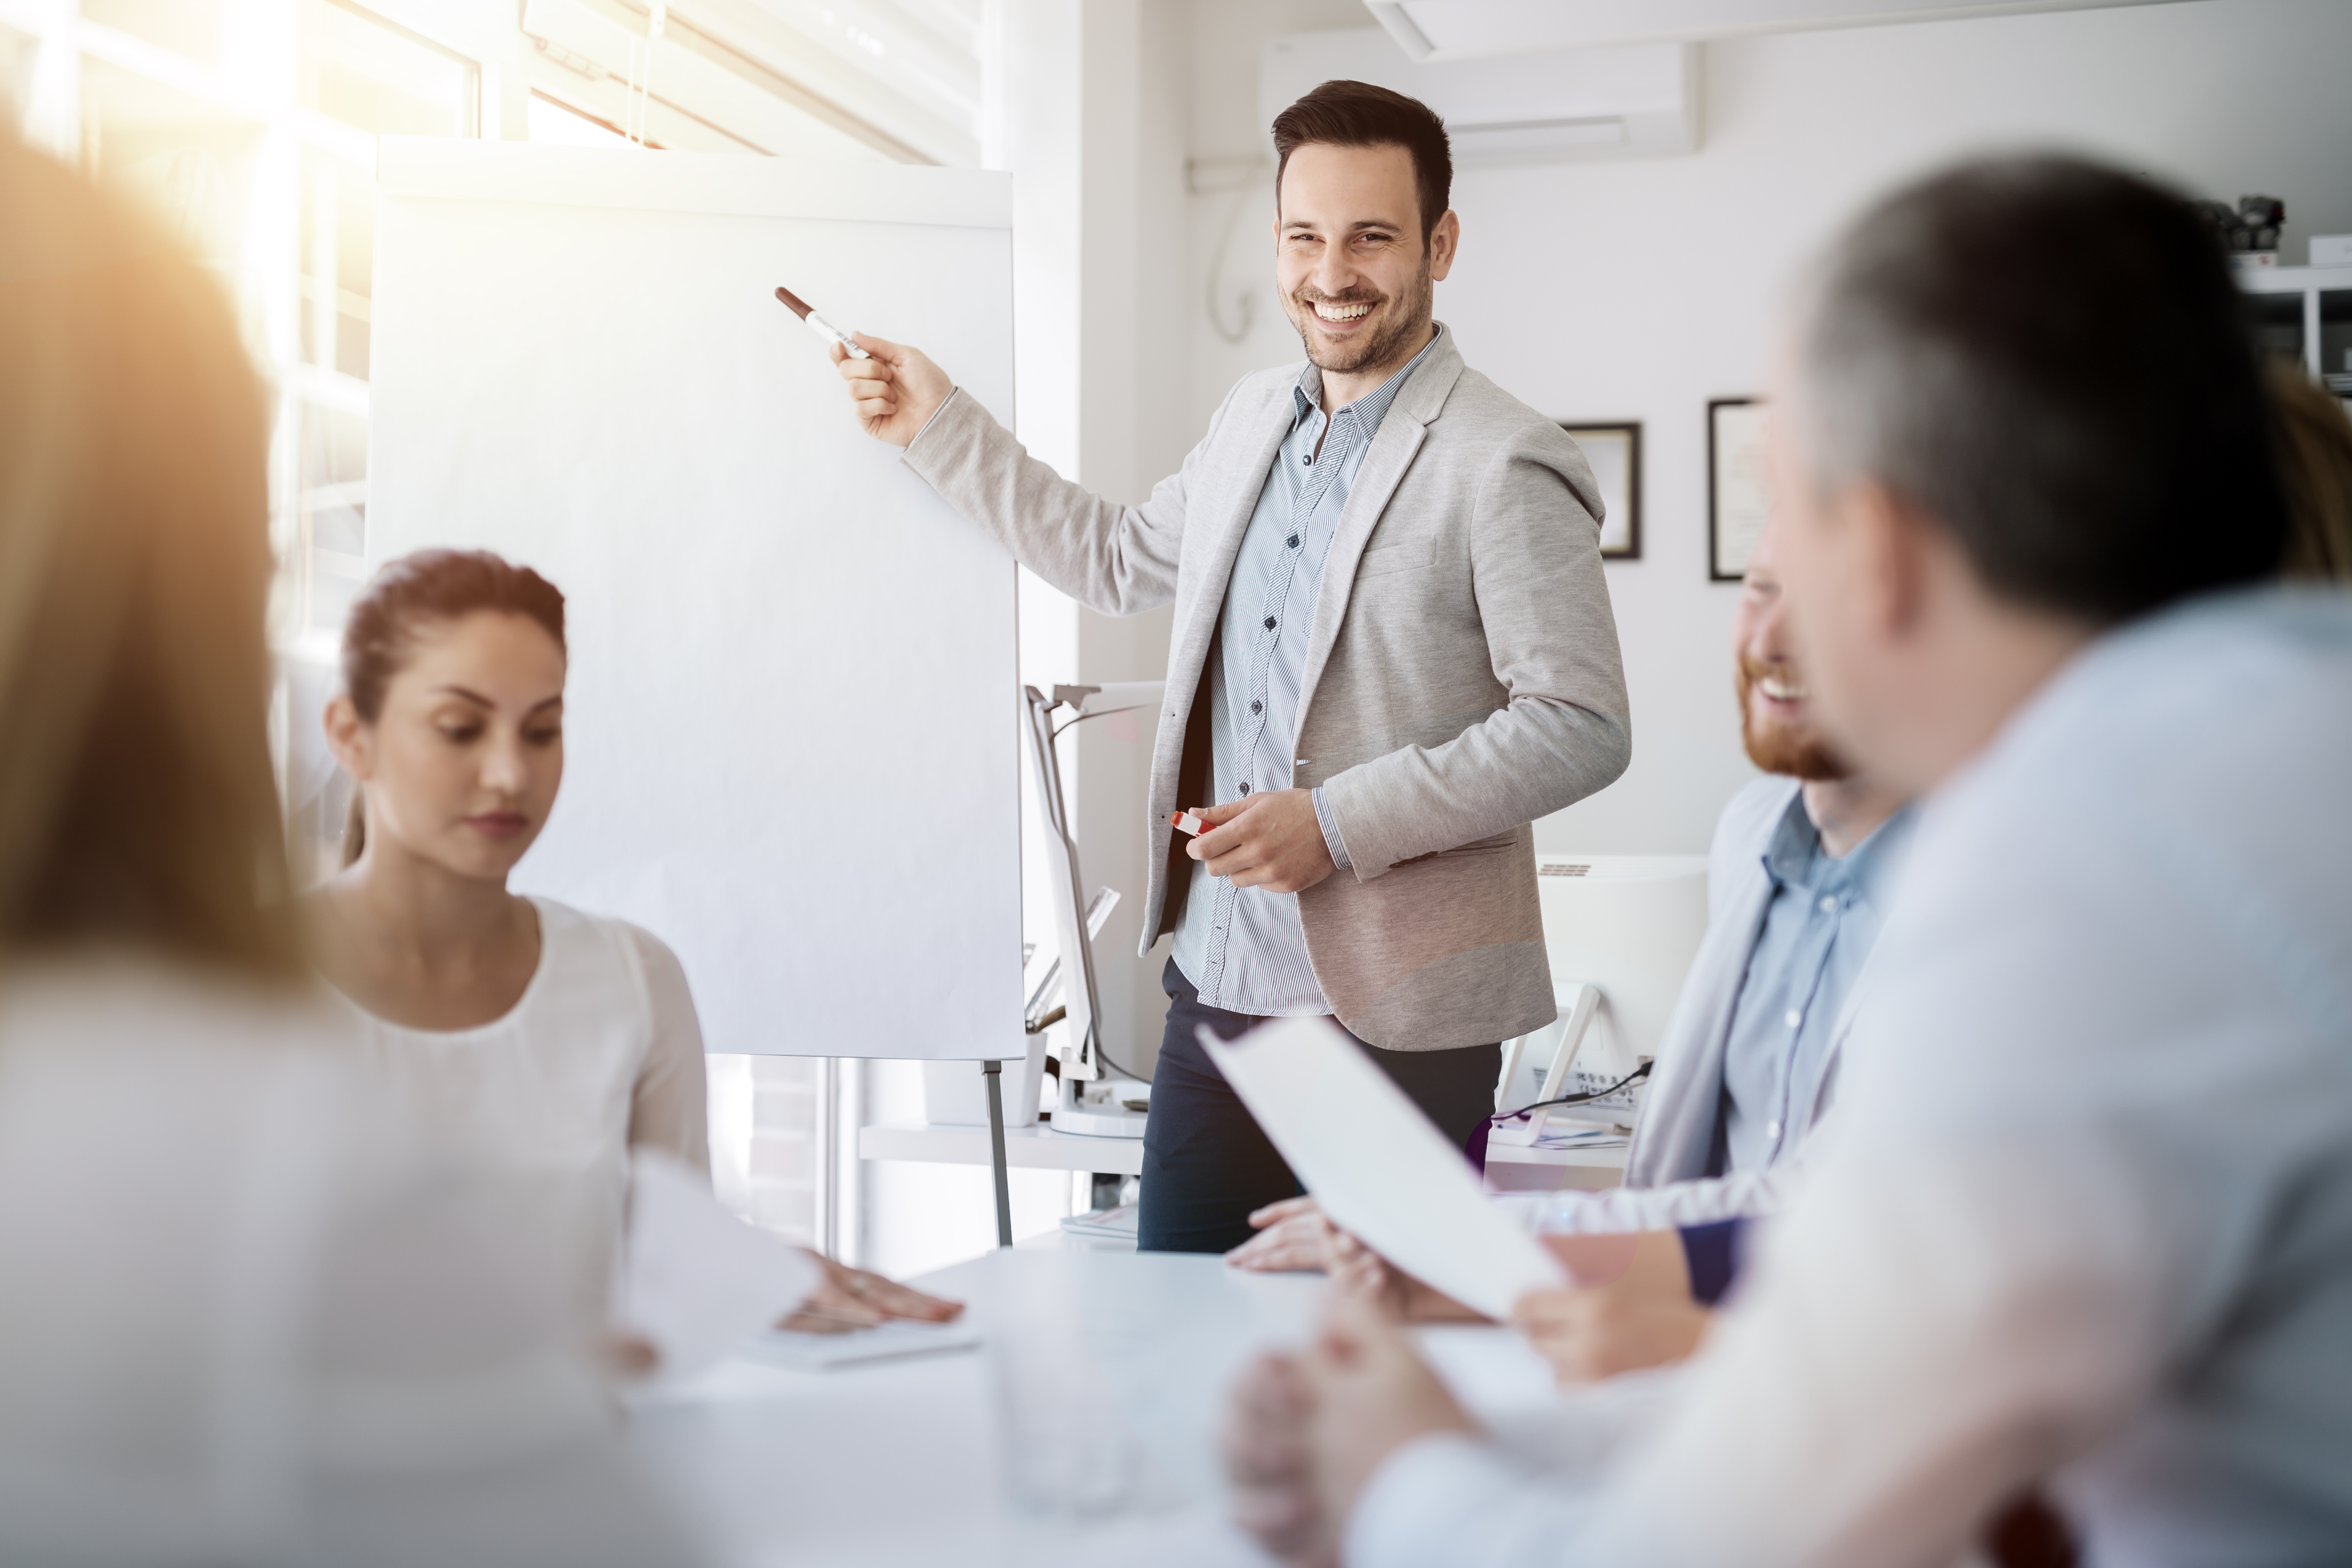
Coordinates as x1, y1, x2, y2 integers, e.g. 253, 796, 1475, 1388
1186, 0, 2352, 854
857, 0, 1195, 1274
1067, 0, 1193, 1084
864, 0, 2352, 1270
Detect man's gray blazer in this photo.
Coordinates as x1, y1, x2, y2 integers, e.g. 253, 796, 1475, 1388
902, 327, 1630, 1049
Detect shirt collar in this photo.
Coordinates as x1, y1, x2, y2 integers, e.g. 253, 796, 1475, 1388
1292, 323, 1444, 441
1760, 791, 1916, 902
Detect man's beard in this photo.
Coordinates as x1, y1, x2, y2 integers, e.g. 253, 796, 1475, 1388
1736, 658, 1852, 782
1291, 259, 1434, 379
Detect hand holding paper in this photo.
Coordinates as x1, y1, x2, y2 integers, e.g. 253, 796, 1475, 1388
617, 1150, 822, 1385
1200, 1016, 1564, 1321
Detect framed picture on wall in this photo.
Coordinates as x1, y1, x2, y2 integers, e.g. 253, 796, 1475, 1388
1708, 397, 1771, 581
1559, 421, 1641, 559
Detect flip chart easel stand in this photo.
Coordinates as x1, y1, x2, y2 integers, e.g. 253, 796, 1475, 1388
982, 1059, 1013, 1247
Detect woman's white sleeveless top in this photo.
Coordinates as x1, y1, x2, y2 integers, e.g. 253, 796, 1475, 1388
331, 897, 708, 1302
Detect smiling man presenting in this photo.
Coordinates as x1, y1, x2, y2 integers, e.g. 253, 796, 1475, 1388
829, 81, 1629, 1252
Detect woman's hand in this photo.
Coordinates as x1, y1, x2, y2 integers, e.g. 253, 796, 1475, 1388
779, 1252, 964, 1335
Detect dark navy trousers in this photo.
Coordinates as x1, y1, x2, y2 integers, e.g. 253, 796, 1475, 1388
1135, 957, 1501, 1254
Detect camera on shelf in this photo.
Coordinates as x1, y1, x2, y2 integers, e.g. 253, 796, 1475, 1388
2197, 194, 2288, 255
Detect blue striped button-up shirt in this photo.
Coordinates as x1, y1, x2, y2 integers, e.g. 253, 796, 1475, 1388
1170, 328, 1443, 1016
1713, 794, 1916, 1174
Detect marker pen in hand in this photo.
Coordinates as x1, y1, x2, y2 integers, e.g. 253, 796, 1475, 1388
1170, 810, 1207, 837
774, 285, 871, 359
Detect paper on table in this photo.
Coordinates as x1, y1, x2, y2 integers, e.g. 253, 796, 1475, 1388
745, 1317, 982, 1372
1202, 1018, 1565, 1321
617, 1149, 820, 1385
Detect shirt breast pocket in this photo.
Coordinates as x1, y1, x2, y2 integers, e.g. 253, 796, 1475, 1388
1353, 544, 1433, 580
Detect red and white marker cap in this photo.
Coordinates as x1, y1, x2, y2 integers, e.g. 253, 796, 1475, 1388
1169, 810, 1207, 837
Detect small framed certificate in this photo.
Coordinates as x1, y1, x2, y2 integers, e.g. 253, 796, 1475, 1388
1558, 421, 1642, 560
1708, 397, 1771, 581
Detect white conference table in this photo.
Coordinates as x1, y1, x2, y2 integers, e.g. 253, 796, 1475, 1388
626, 1247, 1562, 1568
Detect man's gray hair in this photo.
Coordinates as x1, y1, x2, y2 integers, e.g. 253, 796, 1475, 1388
1793, 154, 2283, 624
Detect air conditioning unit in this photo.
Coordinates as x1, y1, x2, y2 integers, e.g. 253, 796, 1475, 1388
1365, 0, 2182, 61
1261, 27, 1697, 164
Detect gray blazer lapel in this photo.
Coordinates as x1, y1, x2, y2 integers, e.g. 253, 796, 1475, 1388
1295, 331, 1466, 722
1622, 778, 1798, 1188
1626, 867, 1774, 1186
1165, 383, 1298, 705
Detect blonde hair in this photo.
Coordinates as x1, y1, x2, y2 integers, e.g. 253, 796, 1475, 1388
0, 135, 302, 981
2270, 360, 2352, 582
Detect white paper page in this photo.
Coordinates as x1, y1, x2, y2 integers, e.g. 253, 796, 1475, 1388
368, 141, 1020, 1061
1203, 1018, 1565, 1321
618, 1150, 820, 1385
744, 1318, 981, 1372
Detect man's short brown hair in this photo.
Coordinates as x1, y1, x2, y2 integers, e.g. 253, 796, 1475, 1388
1271, 80, 1452, 243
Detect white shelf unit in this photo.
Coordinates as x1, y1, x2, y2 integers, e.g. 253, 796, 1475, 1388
858, 1121, 1146, 1178
1483, 1140, 1629, 1194
2237, 263, 2352, 385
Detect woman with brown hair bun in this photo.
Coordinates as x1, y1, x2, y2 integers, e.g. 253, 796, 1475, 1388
0, 136, 690, 1561
310, 546, 957, 1341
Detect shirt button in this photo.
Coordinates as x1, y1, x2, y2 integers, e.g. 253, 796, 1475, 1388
1263, 616, 1277, 630
1238, 782, 1251, 795
1819, 895, 1837, 913
1250, 700, 1262, 714
1766, 1119, 1783, 1140
1784, 1009, 1802, 1029
1286, 534, 1300, 549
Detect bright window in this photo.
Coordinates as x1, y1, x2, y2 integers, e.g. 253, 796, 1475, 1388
7, 0, 991, 1261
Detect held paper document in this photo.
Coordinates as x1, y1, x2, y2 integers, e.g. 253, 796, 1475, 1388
619, 1149, 820, 1384
1202, 1018, 1564, 1320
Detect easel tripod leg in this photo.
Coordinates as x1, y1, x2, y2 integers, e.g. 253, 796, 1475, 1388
982, 1059, 1013, 1248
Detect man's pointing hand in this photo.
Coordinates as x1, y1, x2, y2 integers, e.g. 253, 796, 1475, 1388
831, 334, 951, 448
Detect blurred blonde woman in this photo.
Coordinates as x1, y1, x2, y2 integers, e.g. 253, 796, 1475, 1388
0, 134, 692, 1563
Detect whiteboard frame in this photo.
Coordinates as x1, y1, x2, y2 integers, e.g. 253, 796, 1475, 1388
376, 138, 1011, 230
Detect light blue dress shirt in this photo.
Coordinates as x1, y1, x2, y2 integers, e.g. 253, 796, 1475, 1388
1345, 590, 2352, 1568
1170, 329, 1444, 1016
1714, 794, 1914, 1175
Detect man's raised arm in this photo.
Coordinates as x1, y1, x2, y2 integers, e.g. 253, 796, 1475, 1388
826, 332, 1200, 618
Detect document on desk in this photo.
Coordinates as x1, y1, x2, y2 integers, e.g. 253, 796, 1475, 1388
1203, 1018, 1566, 1321
747, 1318, 981, 1372
619, 1149, 822, 1385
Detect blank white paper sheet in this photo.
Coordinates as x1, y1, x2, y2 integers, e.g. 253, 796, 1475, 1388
1205, 1018, 1566, 1321
368, 140, 1020, 1060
